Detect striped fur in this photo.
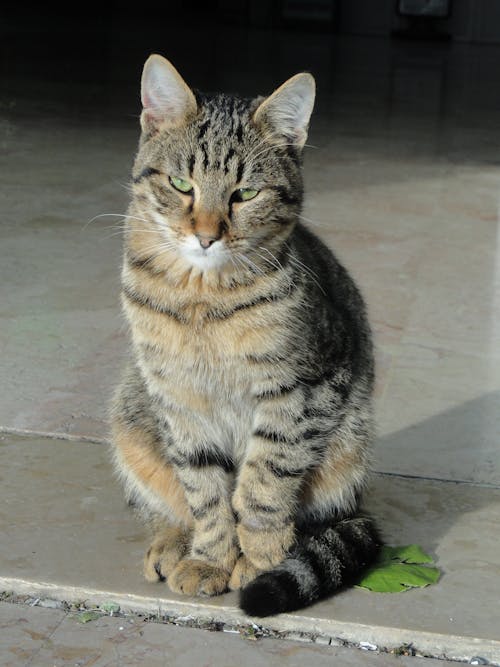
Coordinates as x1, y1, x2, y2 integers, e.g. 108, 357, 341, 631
110, 54, 381, 616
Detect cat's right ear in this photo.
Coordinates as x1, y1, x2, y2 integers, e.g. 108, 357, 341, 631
140, 55, 197, 133
253, 72, 315, 149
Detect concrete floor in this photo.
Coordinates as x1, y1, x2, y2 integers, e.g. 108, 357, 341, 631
0, 433, 498, 665
0, 600, 461, 667
1, 8, 500, 666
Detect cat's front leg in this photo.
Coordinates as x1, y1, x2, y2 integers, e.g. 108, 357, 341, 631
233, 430, 310, 571
166, 447, 239, 596
233, 476, 297, 571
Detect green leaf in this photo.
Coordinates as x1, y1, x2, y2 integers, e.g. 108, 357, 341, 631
358, 562, 440, 593
100, 602, 120, 614
379, 544, 434, 565
356, 543, 440, 593
76, 611, 102, 623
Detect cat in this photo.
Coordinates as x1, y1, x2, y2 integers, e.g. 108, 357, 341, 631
110, 53, 381, 617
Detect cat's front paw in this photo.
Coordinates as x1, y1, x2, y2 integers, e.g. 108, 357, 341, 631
228, 555, 262, 590
167, 559, 230, 596
237, 522, 295, 571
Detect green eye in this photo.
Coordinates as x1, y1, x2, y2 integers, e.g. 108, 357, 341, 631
169, 176, 193, 194
232, 188, 259, 203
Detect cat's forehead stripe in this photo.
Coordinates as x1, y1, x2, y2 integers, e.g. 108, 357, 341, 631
223, 148, 236, 174
177, 94, 254, 177
236, 161, 245, 183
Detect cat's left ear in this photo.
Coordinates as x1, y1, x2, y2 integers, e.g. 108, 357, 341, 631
253, 73, 315, 149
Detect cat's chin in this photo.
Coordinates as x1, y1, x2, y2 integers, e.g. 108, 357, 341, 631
179, 238, 231, 272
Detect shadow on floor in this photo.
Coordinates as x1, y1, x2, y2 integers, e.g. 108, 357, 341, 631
369, 391, 500, 559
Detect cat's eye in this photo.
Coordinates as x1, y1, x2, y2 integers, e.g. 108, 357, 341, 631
169, 176, 194, 194
231, 188, 259, 203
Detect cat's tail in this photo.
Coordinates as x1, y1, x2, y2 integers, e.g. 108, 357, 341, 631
239, 515, 381, 617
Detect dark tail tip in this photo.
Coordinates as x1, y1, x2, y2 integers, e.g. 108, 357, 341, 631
240, 514, 382, 617
239, 570, 302, 617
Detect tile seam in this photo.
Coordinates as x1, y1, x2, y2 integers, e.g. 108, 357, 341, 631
374, 469, 500, 490
1, 428, 498, 489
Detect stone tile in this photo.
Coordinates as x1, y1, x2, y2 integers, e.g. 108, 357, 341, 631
0, 120, 132, 441
0, 600, 64, 667
0, 602, 458, 667
375, 351, 500, 484
0, 435, 499, 663
401, 221, 500, 360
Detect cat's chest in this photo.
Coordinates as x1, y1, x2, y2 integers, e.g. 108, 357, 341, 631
124, 259, 293, 352
140, 332, 257, 460
127, 284, 289, 372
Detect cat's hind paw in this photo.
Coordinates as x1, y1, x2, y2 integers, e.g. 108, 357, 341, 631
237, 522, 295, 571
168, 559, 230, 596
143, 526, 190, 583
228, 555, 262, 590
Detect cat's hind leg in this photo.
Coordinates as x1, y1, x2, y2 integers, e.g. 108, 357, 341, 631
228, 555, 262, 590
111, 377, 194, 583
111, 367, 236, 597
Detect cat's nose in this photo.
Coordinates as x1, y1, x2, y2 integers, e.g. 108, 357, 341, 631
196, 234, 218, 249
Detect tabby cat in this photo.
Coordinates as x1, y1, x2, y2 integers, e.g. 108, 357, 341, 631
111, 54, 381, 617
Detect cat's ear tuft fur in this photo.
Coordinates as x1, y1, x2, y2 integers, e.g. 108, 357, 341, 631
140, 54, 197, 133
253, 73, 315, 149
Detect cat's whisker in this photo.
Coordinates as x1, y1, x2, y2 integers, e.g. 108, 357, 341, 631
138, 240, 178, 257
230, 253, 252, 279
293, 212, 329, 230
122, 228, 164, 234
247, 141, 307, 164
82, 212, 128, 231
102, 228, 164, 242
243, 132, 305, 164
284, 244, 326, 295
118, 181, 135, 194
257, 245, 285, 271
104, 223, 162, 233
83, 212, 158, 233
101, 230, 129, 241
243, 135, 275, 163
126, 244, 176, 270
252, 249, 283, 275
234, 251, 266, 277
96, 224, 169, 242
125, 213, 162, 225
255, 246, 299, 294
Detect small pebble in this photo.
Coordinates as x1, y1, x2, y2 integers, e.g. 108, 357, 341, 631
359, 641, 378, 651
469, 658, 488, 666
38, 599, 65, 610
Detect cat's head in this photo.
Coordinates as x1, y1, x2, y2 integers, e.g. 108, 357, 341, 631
129, 54, 315, 276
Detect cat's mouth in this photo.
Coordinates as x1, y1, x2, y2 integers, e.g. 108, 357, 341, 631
180, 235, 230, 270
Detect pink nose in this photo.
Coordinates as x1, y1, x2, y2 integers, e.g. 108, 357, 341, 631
196, 235, 217, 249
